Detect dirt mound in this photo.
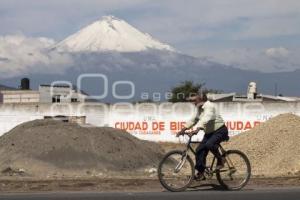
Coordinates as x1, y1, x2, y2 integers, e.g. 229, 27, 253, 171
0, 120, 164, 178
225, 113, 300, 177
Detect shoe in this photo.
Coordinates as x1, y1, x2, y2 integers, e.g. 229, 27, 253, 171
194, 172, 206, 181
216, 157, 225, 170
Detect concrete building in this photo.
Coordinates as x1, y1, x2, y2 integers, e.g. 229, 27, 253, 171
208, 82, 300, 102
0, 79, 88, 104
39, 84, 87, 103
0, 90, 40, 103
208, 93, 299, 102
0, 78, 40, 104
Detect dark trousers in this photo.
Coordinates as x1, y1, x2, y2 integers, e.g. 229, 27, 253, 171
195, 125, 229, 173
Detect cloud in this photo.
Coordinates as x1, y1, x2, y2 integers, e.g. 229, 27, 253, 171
0, 33, 214, 79
0, 1, 300, 73
0, 34, 299, 79
0, 0, 150, 38
1, 0, 300, 43
203, 47, 300, 72
265, 47, 289, 58
0, 34, 73, 78
0, 34, 199, 79
129, 0, 300, 44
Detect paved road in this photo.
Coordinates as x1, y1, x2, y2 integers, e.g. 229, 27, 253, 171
1, 188, 300, 200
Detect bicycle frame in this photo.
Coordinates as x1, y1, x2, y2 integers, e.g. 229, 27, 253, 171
182, 135, 232, 175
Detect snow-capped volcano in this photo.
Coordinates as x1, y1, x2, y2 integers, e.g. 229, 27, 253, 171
55, 16, 175, 52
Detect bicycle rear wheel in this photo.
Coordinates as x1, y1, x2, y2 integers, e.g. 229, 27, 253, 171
158, 150, 195, 192
216, 150, 251, 190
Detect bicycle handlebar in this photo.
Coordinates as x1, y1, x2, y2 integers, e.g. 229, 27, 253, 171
176, 130, 197, 138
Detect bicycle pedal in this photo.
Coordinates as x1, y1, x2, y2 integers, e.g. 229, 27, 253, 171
194, 175, 206, 181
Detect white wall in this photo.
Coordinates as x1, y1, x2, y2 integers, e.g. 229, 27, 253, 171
0, 102, 299, 142
0, 92, 39, 103
39, 86, 85, 103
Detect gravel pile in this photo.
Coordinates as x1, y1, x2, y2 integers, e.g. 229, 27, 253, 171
0, 119, 164, 178
225, 113, 300, 177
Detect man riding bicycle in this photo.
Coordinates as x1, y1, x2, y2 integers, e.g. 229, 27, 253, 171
176, 93, 229, 180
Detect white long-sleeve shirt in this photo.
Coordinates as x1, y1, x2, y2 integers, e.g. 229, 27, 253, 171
185, 101, 225, 134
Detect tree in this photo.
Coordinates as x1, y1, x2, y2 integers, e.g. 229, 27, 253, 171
168, 81, 222, 102
169, 81, 204, 102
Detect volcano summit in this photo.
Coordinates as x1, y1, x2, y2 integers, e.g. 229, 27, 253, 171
55, 16, 175, 53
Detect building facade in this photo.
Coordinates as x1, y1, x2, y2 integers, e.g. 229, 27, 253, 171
0, 90, 40, 104
39, 85, 86, 103
0, 81, 87, 104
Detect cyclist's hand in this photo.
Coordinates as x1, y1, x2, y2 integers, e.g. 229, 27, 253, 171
176, 131, 183, 137
176, 128, 186, 137
187, 130, 198, 137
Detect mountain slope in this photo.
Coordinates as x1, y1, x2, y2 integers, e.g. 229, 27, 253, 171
0, 84, 16, 91
55, 16, 175, 53
3, 50, 300, 102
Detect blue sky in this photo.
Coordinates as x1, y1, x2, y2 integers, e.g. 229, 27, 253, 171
1, 0, 300, 73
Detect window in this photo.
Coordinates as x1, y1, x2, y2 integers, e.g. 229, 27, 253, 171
71, 98, 78, 102
52, 95, 61, 103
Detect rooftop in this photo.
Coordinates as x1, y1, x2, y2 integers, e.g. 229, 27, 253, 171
0, 90, 39, 94
39, 84, 71, 88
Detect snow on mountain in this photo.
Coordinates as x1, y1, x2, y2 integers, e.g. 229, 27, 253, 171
55, 16, 175, 53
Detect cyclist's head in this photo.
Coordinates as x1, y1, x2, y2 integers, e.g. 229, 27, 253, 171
186, 94, 207, 106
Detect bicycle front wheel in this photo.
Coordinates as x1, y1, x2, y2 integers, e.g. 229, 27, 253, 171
216, 150, 251, 190
158, 150, 195, 192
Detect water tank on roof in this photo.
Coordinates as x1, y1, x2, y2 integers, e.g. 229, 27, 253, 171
247, 82, 257, 99
21, 78, 30, 90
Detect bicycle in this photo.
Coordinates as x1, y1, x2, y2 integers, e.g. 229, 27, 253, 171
157, 131, 251, 192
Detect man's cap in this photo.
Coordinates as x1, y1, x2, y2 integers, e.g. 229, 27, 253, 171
186, 93, 209, 104
186, 95, 200, 101
187, 94, 206, 101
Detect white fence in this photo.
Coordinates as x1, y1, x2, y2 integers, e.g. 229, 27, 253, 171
0, 102, 299, 142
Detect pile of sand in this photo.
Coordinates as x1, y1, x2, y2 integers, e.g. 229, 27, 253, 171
225, 113, 300, 177
0, 120, 164, 178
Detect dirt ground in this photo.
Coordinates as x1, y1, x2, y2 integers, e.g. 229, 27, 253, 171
1, 140, 300, 193
0, 177, 300, 193
0, 119, 164, 178
224, 113, 300, 177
